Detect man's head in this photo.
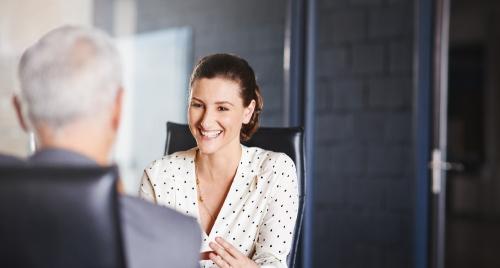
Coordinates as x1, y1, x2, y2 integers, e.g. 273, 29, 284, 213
15, 25, 123, 164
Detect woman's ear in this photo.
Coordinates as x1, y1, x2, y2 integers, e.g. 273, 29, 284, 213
243, 99, 256, 124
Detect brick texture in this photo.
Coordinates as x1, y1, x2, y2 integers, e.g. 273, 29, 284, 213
314, 0, 415, 267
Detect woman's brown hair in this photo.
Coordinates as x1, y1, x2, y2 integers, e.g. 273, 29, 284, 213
189, 53, 263, 141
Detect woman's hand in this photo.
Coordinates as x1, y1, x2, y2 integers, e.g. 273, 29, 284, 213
209, 237, 259, 268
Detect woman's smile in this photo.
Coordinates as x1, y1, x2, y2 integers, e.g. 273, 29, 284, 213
199, 128, 223, 139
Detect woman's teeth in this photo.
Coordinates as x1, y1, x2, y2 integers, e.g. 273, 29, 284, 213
201, 130, 222, 138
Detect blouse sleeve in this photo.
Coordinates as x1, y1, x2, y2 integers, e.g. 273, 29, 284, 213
139, 168, 157, 204
252, 153, 299, 268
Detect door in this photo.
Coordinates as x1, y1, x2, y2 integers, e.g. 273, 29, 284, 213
430, 0, 500, 267
444, 0, 500, 267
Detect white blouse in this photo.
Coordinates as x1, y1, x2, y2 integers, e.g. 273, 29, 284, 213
140, 145, 299, 268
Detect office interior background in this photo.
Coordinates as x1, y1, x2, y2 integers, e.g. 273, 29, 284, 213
0, 0, 499, 267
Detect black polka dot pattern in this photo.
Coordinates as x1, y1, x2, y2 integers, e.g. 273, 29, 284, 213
139, 145, 299, 268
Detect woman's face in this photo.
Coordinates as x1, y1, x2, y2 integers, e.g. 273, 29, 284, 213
188, 77, 255, 155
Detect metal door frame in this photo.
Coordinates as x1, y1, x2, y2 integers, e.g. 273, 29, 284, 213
415, 0, 451, 267
430, 0, 451, 267
414, 0, 433, 266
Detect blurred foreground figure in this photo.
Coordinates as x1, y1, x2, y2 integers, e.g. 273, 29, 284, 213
14, 25, 201, 268
0, 154, 22, 165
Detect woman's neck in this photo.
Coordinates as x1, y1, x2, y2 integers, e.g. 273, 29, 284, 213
196, 142, 242, 183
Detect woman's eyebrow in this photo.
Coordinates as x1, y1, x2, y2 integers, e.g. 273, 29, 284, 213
191, 97, 205, 103
191, 97, 234, 106
215, 101, 234, 106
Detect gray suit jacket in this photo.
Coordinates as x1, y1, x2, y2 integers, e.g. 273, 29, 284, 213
29, 148, 201, 268
0, 153, 23, 165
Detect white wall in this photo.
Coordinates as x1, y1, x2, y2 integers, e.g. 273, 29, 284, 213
0, 0, 93, 156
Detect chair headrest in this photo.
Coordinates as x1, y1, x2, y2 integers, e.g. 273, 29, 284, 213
0, 166, 125, 268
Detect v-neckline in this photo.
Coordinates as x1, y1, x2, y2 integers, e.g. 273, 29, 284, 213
192, 145, 246, 239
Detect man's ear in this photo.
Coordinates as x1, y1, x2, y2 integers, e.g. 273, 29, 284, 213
12, 95, 28, 132
111, 88, 124, 131
243, 99, 256, 124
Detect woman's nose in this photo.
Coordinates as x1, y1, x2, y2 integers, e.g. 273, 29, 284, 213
200, 109, 214, 129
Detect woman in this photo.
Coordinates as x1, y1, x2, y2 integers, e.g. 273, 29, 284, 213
140, 53, 298, 268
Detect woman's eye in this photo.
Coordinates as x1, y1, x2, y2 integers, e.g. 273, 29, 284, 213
191, 102, 202, 108
217, 106, 229, 111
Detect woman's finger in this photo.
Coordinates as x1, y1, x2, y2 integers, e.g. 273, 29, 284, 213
215, 236, 244, 259
200, 251, 214, 260
209, 241, 236, 265
209, 252, 230, 268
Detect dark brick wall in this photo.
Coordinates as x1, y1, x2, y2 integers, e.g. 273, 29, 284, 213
314, 0, 415, 267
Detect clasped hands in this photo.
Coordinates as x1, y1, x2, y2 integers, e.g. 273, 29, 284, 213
201, 237, 259, 268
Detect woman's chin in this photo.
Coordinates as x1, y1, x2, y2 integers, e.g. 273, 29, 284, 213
196, 139, 221, 155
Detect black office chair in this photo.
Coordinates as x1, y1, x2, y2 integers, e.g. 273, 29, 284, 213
0, 165, 126, 268
164, 121, 305, 268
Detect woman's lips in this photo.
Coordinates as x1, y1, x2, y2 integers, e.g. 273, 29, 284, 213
200, 129, 222, 139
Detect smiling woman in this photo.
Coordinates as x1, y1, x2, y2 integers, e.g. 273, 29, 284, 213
139, 54, 299, 268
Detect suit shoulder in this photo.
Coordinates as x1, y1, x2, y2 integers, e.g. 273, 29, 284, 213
0, 154, 24, 165
121, 196, 198, 232
119, 196, 201, 268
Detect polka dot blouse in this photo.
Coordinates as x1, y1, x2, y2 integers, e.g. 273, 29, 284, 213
140, 145, 299, 268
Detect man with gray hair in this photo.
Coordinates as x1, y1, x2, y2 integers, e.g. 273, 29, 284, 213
13, 25, 201, 268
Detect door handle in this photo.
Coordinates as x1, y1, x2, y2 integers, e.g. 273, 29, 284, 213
442, 162, 464, 172
429, 149, 464, 194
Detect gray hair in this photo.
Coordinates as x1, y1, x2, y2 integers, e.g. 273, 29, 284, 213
18, 25, 122, 129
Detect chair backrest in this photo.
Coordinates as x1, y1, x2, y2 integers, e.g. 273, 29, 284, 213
0, 165, 126, 268
165, 121, 306, 268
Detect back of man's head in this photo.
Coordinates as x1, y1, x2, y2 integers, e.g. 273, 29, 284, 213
18, 25, 122, 130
